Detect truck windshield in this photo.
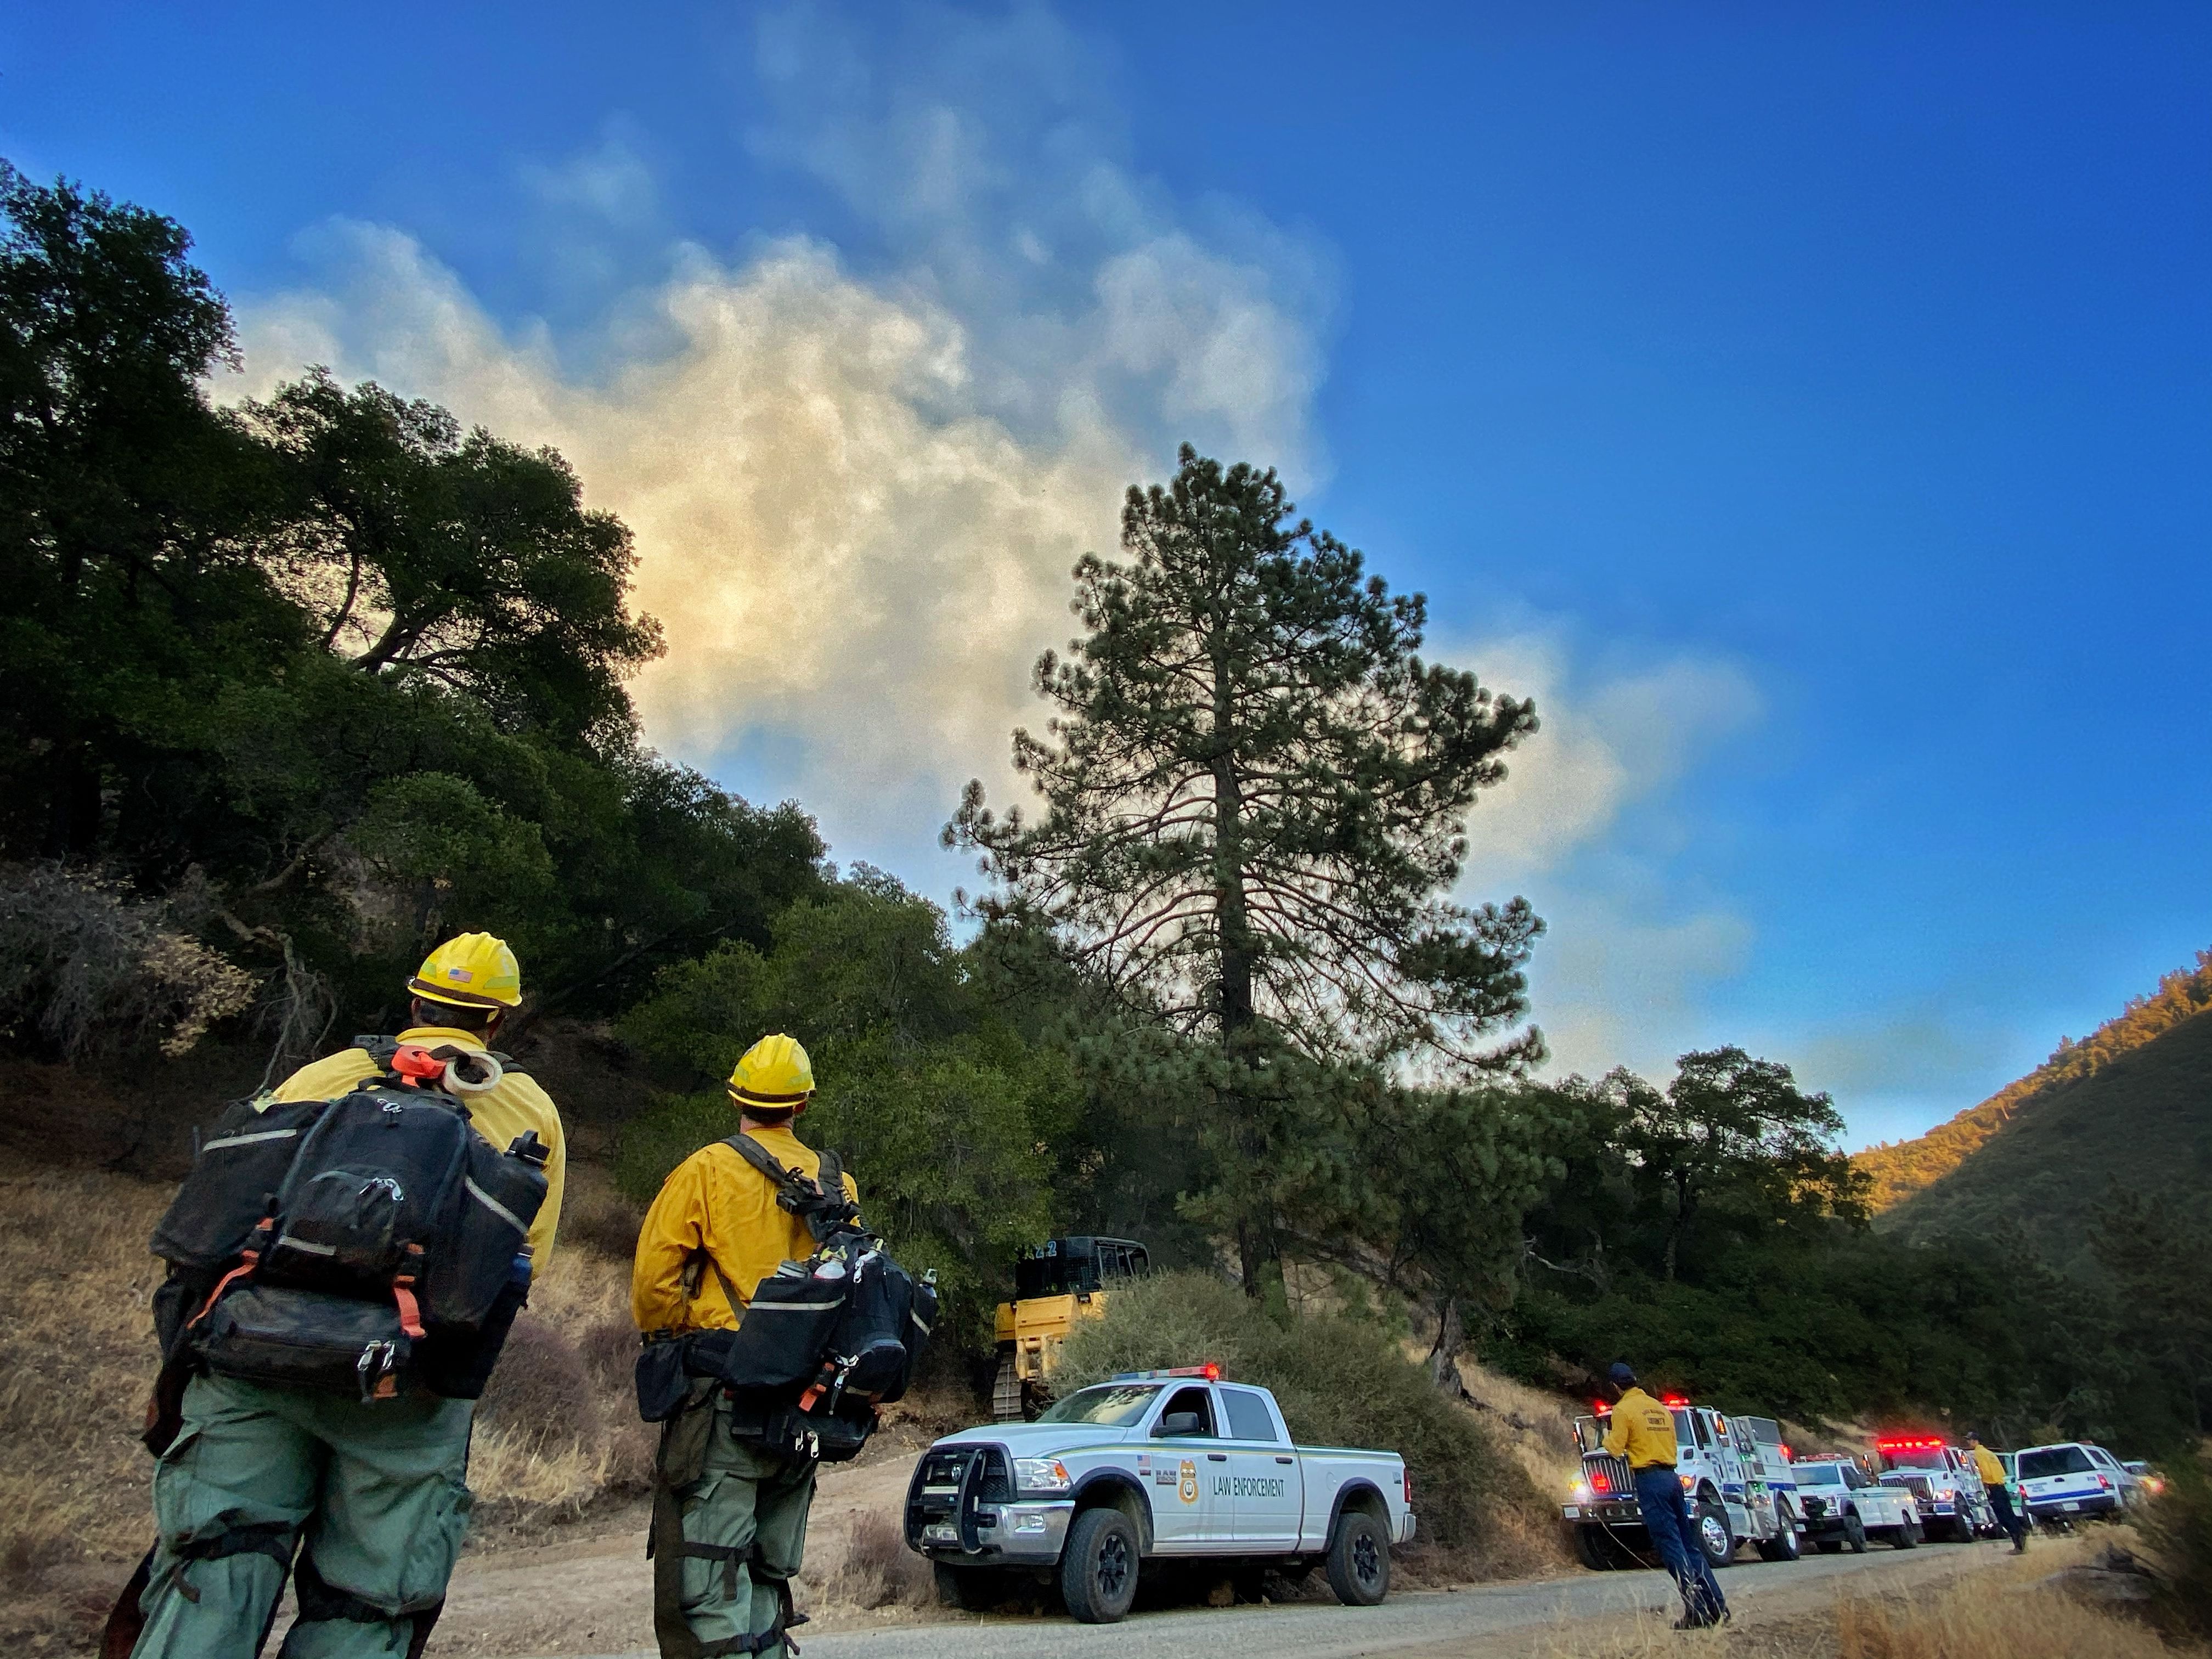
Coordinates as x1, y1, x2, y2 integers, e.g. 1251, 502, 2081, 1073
2018, 1446, 2095, 1479
1036, 1384, 1160, 1427
1882, 1447, 1947, 1471
1794, 1464, 1846, 1486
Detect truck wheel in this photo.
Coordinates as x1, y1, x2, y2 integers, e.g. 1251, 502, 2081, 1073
1756, 1511, 1801, 1562
1325, 1510, 1390, 1606
1844, 1512, 1867, 1554
1059, 1507, 1139, 1624
1892, 1514, 1920, 1549
1574, 1526, 1617, 1571
1693, 1500, 1734, 1568
934, 1562, 1000, 1610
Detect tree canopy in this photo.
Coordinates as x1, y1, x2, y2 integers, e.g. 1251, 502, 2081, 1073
950, 445, 1543, 1073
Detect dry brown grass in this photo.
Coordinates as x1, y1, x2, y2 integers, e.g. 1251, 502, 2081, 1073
812, 1509, 933, 1612
1833, 1566, 2190, 1659
1531, 1541, 2206, 1659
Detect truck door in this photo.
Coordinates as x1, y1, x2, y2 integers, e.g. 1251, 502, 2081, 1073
1217, 1385, 1301, 1549
1706, 1412, 1751, 1532
1146, 1384, 1233, 1548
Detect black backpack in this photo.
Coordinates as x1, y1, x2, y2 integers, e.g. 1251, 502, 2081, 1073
640, 1134, 937, 1462
150, 1039, 550, 1406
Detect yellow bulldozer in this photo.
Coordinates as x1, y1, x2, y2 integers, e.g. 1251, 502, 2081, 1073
992, 1235, 1149, 1420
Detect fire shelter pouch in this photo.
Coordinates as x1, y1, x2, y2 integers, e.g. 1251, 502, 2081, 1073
714, 1266, 850, 1391
197, 1282, 415, 1401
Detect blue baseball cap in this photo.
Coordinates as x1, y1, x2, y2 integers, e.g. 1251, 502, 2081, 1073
1609, 1362, 1638, 1386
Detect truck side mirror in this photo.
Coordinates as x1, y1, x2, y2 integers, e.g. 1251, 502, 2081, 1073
1159, 1411, 1202, 1437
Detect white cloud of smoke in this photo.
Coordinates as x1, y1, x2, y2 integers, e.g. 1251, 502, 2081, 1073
227, 0, 1771, 1085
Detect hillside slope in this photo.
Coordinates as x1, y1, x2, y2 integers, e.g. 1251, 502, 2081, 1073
1876, 998, 2212, 1246
1855, 951, 2212, 1212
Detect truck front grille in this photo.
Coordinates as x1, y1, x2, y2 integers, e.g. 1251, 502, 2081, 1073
906, 1444, 1015, 1551
1582, 1453, 1635, 1498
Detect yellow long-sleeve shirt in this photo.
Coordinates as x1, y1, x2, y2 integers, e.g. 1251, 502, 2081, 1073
631, 1124, 860, 1335
1970, 1444, 2007, 1489
1603, 1386, 1681, 1469
269, 1025, 566, 1267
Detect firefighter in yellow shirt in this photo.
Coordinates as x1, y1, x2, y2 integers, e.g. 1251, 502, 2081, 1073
1602, 1363, 1729, 1629
632, 1034, 857, 1659
1965, 1431, 2027, 1553
127, 933, 564, 1659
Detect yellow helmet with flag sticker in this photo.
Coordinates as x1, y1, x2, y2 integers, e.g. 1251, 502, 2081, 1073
728, 1032, 814, 1110
409, 932, 523, 1010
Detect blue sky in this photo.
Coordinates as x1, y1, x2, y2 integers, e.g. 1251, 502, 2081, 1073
7, 2, 2207, 1147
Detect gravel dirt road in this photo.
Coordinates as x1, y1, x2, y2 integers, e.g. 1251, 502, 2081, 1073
509, 1525, 2027, 1659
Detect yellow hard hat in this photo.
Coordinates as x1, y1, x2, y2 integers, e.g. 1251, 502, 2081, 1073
728, 1032, 814, 1109
409, 932, 523, 1010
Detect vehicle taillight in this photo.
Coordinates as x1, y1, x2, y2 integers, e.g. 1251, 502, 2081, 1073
2096, 1475, 2112, 1489
1404, 1466, 1414, 1505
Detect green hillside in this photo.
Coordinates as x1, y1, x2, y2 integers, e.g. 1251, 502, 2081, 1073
1857, 951, 2212, 1214
1873, 987, 2212, 1246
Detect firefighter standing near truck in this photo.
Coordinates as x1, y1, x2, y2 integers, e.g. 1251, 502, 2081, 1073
1965, 1431, 2028, 1553
1603, 1362, 1730, 1630
631, 1034, 859, 1659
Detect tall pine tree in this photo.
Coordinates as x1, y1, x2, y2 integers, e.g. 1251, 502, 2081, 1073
950, 446, 1544, 1289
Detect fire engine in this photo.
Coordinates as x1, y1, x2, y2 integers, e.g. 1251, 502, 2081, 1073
1564, 1396, 1805, 1570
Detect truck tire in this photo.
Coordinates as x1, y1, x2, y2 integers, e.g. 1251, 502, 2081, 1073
933, 1562, 1000, 1611
1574, 1525, 1618, 1571
1844, 1511, 1867, 1554
1325, 1509, 1391, 1606
1891, 1513, 1920, 1549
1693, 1500, 1734, 1569
1059, 1507, 1140, 1624
1756, 1510, 1802, 1562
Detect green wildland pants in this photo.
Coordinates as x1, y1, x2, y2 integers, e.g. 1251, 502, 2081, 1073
651, 1389, 817, 1659
132, 1372, 476, 1659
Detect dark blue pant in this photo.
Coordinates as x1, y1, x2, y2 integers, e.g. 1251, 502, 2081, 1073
1633, 1466, 1728, 1624
1988, 1485, 2027, 1546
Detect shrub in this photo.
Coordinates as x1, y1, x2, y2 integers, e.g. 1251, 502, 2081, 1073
2138, 1451, 2212, 1638
477, 1313, 597, 1455
0, 863, 255, 1058
1056, 1271, 1542, 1553
561, 1195, 645, 1263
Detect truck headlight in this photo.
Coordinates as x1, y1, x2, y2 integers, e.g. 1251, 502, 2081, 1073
1013, 1458, 1073, 1494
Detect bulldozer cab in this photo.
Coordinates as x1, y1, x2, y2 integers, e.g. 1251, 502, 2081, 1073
994, 1237, 1150, 1419
1014, 1237, 1149, 1296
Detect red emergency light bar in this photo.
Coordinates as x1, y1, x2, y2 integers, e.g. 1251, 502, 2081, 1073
1876, 1436, 1945, 1450
1662, 1394, 1690, 1408
1112, 1363, 1223, 1382
1591, 1400, 1612, 1416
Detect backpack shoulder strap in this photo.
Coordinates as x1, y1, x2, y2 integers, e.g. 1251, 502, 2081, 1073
816, 1149, 847, 1199
723, 1132, 794, 1186
353, 1034, 402, 1070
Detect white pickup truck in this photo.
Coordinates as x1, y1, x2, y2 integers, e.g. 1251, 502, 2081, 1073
1790, 1454, 1923, 1551
902, 1365, 1416, 1623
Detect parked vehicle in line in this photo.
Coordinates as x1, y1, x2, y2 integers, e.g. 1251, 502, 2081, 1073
2015, 1442, 2123, 1523
1790, 1454, 1922, 1551
905, 1367, 1414, 1623
1564, 1400, 1804, 1571
2084, 1443, 2142, 1509
1874, 1436, 1995, 1541
2122, 1459, 2167, 1498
